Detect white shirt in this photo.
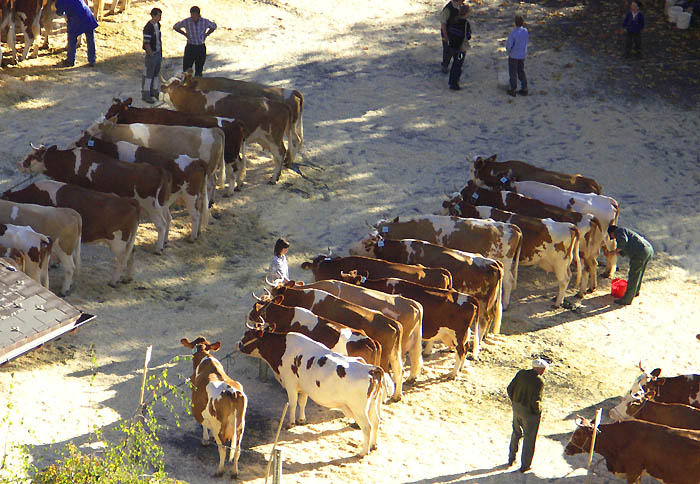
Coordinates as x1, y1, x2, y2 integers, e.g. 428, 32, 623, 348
268, 255, 289, 282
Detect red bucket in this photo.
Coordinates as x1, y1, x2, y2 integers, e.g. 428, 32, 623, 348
611, 278, 628, 298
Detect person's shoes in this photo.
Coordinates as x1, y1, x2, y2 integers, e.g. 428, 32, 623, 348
141, 93, 156, 104
449, 84, 460, 91
87, 62, 95, 67
441, 65, 449, 73
517, 89, 528, 96
58, 59, 74, 67
507, 457, 515, 466
519, 467, 531, 473
507, 89, 517, 97
614, 299, 631, 306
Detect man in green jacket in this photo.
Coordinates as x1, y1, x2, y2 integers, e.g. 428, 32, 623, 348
608, 225, 654, 306
507, 359, 548, 473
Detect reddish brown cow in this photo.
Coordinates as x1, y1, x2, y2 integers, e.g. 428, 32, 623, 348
471, 154, 602, 194
623, 367, 700, 408
301, 255, 452, 290
2, 180, 140, 286
610, 395, 700, 430
565, 418, 700, 484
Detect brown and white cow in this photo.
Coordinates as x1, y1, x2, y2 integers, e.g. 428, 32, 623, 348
340, 273, 480, 374
301, 255, 452, 290
0, 244, 27, 272
471, 154, 602, 195
369, 215, 522, 311
21, 145, 171, 254
238, 327, 390, 455
265, 283, 404, 401
0, 199, 81, 295
610, 392, 700, 430
565, 418, 700, 484
161, 78, 293, 185
282, 278, 424, 381
2, 180, 140, 286
180, 69, 304, 164
451, 181, 603, 296
5, 0, 46, 63
0, 223, 51, 287
247, 297, 381, 366
620, 365, 700, 409
74, 135, 208, 242
181, 337, 247, 478
85, 116, 225, 208
104, 98, 247, 195
348, 237, 503, 341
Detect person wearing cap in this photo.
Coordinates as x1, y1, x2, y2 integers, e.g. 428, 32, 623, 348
507, 359, 548, 473
607, 225, 653, 305
267, 238, 290, 283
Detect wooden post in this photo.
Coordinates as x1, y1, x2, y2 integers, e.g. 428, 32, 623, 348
264, 402, 289, 484
271, 448, 282, 484
585, 408, 602, 484
139, 345, 153, 406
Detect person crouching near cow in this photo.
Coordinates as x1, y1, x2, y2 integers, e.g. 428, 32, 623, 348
445, 5, 472, 91
268, 238, 290, 283
56, 0, 98, 67
142, 8, 163, 104
608, 225, 653, 305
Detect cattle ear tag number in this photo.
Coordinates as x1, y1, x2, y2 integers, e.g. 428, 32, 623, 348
87, 139, 94, 147
377, 240, 384, 247
382, 226, 389, 233
360, 276, 367, 283
500, 176, 509, 184
471, 193, 479, 200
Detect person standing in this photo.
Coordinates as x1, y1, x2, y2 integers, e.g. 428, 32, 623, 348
142, 8, 163, 104
505, 14, 528, 97
622, 1, 644, 59
440, 0, 465, 74
507, 359, 548, 473
173, 6, 217, 77
445, 5, 471, 91
55, 0, 98, 67
267, 238, 290, 283
607, 225, 653, 305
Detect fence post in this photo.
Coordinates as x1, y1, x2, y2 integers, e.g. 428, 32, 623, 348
264, 402, 289, 484
585, 408, 602, 484
271, 448, 282, 484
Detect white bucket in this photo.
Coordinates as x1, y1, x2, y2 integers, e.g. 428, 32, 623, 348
665, 0, 676, 14
498, 70, 510, 88
676, 11, 692, 28
668, 6, 683, 22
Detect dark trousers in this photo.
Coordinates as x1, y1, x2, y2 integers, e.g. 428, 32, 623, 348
448, 48, 465, 87
509, 402, 541, 470
508, 57, 527, 92
441, 40, 452, 68
621, 245, 653, 303
67, 28, 95, 65
624, 32, 642, 57
183, 43, 206, 76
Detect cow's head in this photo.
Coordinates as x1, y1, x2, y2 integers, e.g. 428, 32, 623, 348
615, 363, 663, 410
247, 295, 284, 329
348, 231, 382, 257
609, 390, 650, 421
470, 154, 497, 186
160, 76, 185, 106
338, 270, 369, 285
440, 192, 463, 216
181, 336, 221, 369
238, 316, 277, 357
181, 68, 197, 88
19, 144, 57, 174
104, 98, 132, 121
301, 254, 338, 273
85, 114, 117, 137
564, 417, 599, 456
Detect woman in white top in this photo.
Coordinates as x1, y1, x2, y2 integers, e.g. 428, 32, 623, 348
268, 238, 290, 282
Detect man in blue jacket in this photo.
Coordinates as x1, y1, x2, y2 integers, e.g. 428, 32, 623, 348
622, 1, 644, 58
55, 0, 98, 67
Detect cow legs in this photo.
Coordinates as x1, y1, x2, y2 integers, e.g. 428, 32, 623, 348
285, 389, 298, 428
143, 201, 168, 254
28, 10, 42, 59
213, 437, 226, 477
40, 5, 53, 49
201, 424, 211, 445
108, 239, 129, 287
422, 340, 435, 358
181, 194, 201, 241
388, 348, 403, 401
552, 263, 571, 308
347, 407, 372, 456
602, 247, 618, 278
267, 135, 287, 185
8, 15, 16, 64
230, 412, 245, 478
39, 258, 50, 289
502, 269, 514, 309
54, 248, 76, 295
297, 393, 308, 424
405, 329, 423, 381
367, 395, 380, 451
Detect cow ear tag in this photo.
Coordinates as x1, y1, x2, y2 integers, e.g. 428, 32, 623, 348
382, 226, 389, 233
500, 176, 509, 184
471, 193, 479, 204
377, 240, 384, 247
360, 276, 367, 283
87, 139, 94, 147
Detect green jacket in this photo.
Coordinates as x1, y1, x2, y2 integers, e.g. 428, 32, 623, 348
613, 227, 653, 259
507, 369, 544, 415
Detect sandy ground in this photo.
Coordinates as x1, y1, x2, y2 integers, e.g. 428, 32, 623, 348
0, 0, 699, 482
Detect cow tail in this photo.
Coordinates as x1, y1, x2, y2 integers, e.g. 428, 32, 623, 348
569, 227, 582, 289
199, 173, 210, 234
511, 227, 522, 291
216, 130, 226, 190
490, 264, 504, 335
74, 212, 83, 274
611, 198, 620, 226
292, 90, 304, 150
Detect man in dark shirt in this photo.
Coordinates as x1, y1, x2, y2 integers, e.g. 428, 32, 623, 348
142, 8, 162, 103
507, 359, 547, 473
608, 225, 654, 305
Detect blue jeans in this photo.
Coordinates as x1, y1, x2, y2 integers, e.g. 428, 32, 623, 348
67, 28, 96, 65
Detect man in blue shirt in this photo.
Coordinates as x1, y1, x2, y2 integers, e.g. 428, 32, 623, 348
607, 225, 654, 305
622, 1, 644, 58
55, 0, 98, 67
505, 15, 528, 97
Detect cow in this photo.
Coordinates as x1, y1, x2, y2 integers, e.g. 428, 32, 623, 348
471, 154, 602, 195
4, 0, 46, 64
74, 134, 209, 242
104, 98, 247, 195
180, 69, 304, 165
3, 180, 140, 287
451, 181, 604, 296
339, 272, 481, 374
565, 417, 700, 484
181, 337, 246, 478
0, 223, 51, 287
620, 365, 700, 409
247, 296, 381, 366
443, 204, 581, 307
20, 144, 172, 254
106, 0, 127, 16
497, 180, 620, 276
610, 392, 700, 430
264, 283, 404, 401
238, 326, 390, 455
301, 255, 453, 290
161, 77, 293, 185
0, 199, 81, 295
0, 244, 27, 272
85, 115, 225, 208
281, 278, 424, 381
347, 237, 503, 341
368, 214, 522, 311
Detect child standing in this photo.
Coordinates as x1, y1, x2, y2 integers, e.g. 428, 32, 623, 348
505, 15, 529, 97
622, 1, 644, 58
445, 5, 472, 91
267, 238, 290, 283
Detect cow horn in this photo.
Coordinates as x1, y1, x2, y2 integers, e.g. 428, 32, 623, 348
638, 360, 644, 372
252, 290, 261, 301
327, 246, 332, 257
245, 319, 257, 330
29, 142, 40, 150
263, 287, 272, 297
160, 74, 167, 84
265, 276, 276, 287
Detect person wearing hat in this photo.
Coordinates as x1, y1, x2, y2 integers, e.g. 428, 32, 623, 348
607, 225, 653, 305
267, 238, 290, 283
507, 359, 548, 473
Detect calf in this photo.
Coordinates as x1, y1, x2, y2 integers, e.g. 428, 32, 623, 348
565, 418, 700, 484
247, 297, 381, 366
0, 199, 81, 295
348, 237, 503, 341
610, 394, 700, 430
3, 180, 140, 286
161, 78, 293, 185
301, 255, 452, 290
621, 365, 700, 408
266, 283, 404, 401
0, 223, 51, 287
238, 327, 389, 455
5, 0, 46, 63
181, 337, 246, 478
340, 273, 480, 374
74, 134, 208, 242
471, 154, 602, 194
